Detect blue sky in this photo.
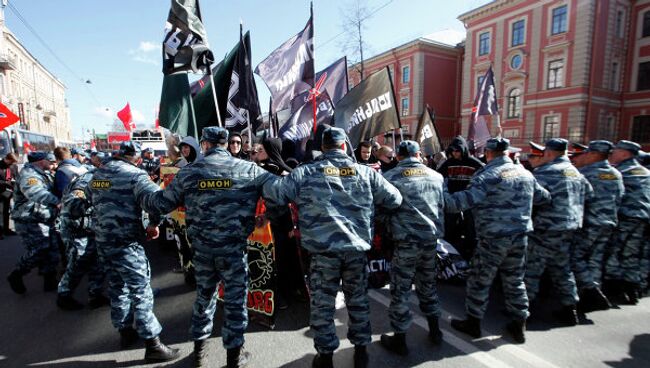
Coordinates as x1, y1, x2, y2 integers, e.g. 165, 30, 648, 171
3, 0, 490, 139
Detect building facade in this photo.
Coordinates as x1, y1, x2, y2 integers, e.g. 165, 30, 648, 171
348, 36, 464, 147
458, 0, 650, 149
0, 6, 72, 143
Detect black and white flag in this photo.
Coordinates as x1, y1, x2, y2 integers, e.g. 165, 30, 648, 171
333, 67, 400, 148
225, 30, 262, 133
280, 90, 334, 142
468, 66, 499, 152
415, 105, 443, 156
162, 0, 213, 74
255, 15, 314, 112
315, 57, 348, 106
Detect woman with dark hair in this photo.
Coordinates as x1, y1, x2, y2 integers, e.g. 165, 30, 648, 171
227, 132, 249, 160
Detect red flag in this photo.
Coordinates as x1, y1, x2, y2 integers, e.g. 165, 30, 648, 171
0, 101, 20, 130
117, 103, 136, 131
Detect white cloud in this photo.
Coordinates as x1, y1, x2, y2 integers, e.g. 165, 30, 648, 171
129, 41, 161, 66
93, 106, 113, 118
131, 108, 146, 123
138, 41, 159, 53
423, 28, 466, 46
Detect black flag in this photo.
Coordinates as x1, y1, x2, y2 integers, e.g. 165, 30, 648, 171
162, 0, 213, 74
333, 67, 400, 148
468, 66, 498, 152
415, 105, 443, 156
280, 90, 334, 143
315, 57, 348, 106
255, 14, 314, 112
225, 30, 262, 133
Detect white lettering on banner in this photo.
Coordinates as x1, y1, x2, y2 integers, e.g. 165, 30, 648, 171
273, 40, 314, 92
347, 92, 393, 132
163, 22, 198, 59
366, 258, 391, 273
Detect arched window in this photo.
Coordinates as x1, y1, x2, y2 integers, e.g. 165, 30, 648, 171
507, 88, 521, 118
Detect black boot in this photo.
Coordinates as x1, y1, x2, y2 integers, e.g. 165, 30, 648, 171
7, 270, 26, 294
312, 352, 333, 368
353, 345, 368, 368
56, 294, 84, 310
144, 336, 180, 363
227, 345, 251, 368
427, 317, 443, 345
553, 305, 578, 326
504, 319, 526, 344
380, 332, 408, 356
88, 293, 110, 309
119, 327, 139, 349
623, 281, 640, 305
193, 339, 207, 367
602, 279, 625, 304
43, 272, 58, 292
451, 315, 481, 338
578, 287, 610, 313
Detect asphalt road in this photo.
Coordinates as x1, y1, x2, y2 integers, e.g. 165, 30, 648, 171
1, 234, 649, 368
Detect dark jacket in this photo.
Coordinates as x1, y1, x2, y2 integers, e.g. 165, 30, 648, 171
437, 136, 484, 193
0, 159, 18, 194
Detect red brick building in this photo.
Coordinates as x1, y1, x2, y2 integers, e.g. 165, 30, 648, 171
348, 35, 464, 147
458, 0, 650, 149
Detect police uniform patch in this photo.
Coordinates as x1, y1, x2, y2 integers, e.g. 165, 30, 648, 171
198, 178, 232, 190
91, 180, 112, 189
26, 177, 39, 186
598, 173, 617, 180
402, 168, 427, 177
323, 167, 356, 177
629, 169, 647, 176
72, 190, 86, 199
500, 169, 520, 179
563, 169, 578, 177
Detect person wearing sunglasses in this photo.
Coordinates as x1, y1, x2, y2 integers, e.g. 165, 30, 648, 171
227, 132, 248, 160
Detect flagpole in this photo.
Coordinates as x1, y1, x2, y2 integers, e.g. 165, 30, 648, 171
310, 1, 318, 136
188, 84, 199, 137
206, 66, 223, 128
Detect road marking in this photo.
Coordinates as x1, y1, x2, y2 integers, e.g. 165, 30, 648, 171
368, 289, 563, 368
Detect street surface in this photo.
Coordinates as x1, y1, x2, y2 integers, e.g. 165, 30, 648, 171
1, 235, 648, 368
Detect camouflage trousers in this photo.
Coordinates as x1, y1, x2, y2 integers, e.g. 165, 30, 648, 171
309, 251, 370, 354
466, 233, 529, 321
641, 227, 650, 290
58, 234, 105, 297
526, 230, 579, 306
14, 221, 59, 275
97, 242, 162, 339
604, 217, 649, 285
191, 250, 248, 349
570, 225, 613, 291
388, 242, 440, 333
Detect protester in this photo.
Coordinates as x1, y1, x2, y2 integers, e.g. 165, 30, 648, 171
0, 153, 18, 237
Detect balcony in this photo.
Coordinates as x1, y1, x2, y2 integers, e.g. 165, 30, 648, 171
0, 54, 17, 70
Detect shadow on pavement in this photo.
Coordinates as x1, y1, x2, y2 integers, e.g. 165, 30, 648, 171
604, 333, 650, 368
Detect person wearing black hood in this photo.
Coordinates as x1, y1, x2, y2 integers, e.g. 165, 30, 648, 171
259, 137, 305, 308
258, 137, 293, 175
437, 135, 484, 260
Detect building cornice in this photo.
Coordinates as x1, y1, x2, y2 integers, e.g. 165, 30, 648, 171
349, 37, 462, 70
458, 0, 524, 24
2, 28, 66, 89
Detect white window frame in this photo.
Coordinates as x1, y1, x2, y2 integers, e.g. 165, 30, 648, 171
547, 59, 565, 89
550, 4, 569, 35
477, 30, 491, 56
401, 65, 410, 84
542, 114, 561, 142
401, 97, 409, 117
510, 18, 526, 47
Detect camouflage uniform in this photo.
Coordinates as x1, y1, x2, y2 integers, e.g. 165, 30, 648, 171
445, 155, 550, 321
604, 157, 650, 286
142, 146, 273, 348
572, 159, 623, 290
12, 162, 60, 275
57, 171, 105, 298
86, 157, 162, 339
265, 148, 402, 354
382, 156, 444, 333
526, 155, 592, 306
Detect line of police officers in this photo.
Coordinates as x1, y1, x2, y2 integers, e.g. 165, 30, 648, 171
5, 125, 650, 368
